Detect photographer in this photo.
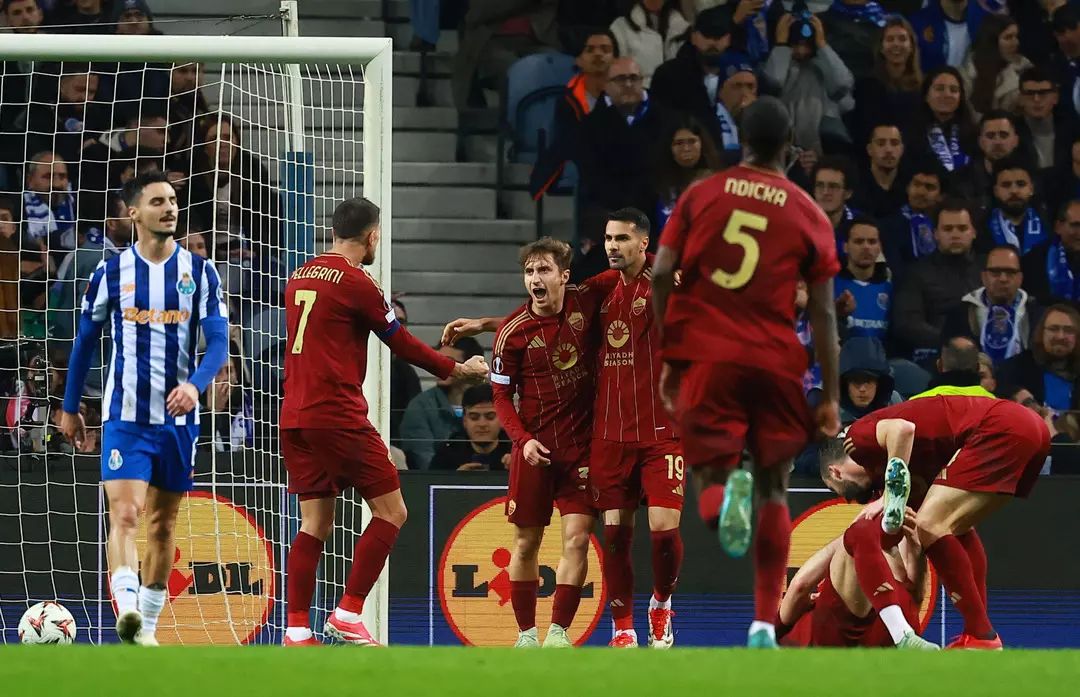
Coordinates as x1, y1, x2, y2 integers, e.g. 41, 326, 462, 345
3, 351, 51, 453
762, 7, 855, 155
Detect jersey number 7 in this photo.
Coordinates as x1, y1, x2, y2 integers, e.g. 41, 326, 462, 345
291, 289, 318, 354
711, 209, 766, 290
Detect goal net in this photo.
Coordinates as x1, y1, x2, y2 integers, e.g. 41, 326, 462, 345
0, 29, 392, 645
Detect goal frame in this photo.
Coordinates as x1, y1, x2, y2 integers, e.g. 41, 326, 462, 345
0, 27, 393, 644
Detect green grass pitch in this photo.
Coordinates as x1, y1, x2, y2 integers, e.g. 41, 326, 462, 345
2, 647, 1078, 696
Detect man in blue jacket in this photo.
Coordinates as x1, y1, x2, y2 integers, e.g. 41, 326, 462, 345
911, 0, 992, 73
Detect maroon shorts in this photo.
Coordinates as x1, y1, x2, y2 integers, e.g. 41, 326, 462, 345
781, 577, 919, 648
678, 362, 812, 470
282, 427, 400, 501
506, 441, 594, 528
936, 401, 1051, 498
589, 439, 684, 511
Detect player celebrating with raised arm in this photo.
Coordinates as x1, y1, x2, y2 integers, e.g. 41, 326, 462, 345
821, 394, 1051, 649
280, 198, 487, 647
651, 96, 843, 648
58, 171, 231, 646
590, 209, 684, 649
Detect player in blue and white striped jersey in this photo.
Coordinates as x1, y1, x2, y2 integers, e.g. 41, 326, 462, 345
59, 171, 230, 645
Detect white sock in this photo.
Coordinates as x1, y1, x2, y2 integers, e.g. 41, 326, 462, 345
650, 595, 672, 611
110, 567, 139, 616
138, 585, 167, 634
286, 627, 313, 641
748, 620, 775, 640
615, 628, 637, 639
334, 607, 362, 623
879, 605, 915, 644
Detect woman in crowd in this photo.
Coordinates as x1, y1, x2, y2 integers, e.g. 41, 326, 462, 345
909, 66, 978, 175
959, 13, 1032, 122
609, 0, 690, 87
846, 16, 923, 149
649, 115, 722, 233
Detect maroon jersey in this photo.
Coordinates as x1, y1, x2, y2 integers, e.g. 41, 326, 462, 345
491, 273, 618, 453
281, 252, 454, 430
843, 396, 1000, 494
594, 259, 675, 442
658, 164, 839, 379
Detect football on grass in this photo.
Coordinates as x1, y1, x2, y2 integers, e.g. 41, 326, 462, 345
18, 602, 77, 644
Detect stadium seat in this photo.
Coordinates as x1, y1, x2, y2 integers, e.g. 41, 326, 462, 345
504, 52, 577, 166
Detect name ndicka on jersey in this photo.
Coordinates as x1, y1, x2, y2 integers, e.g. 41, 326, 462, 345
723, 177, 788, 207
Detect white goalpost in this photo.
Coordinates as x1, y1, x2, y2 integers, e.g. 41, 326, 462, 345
0, 5, 392, 646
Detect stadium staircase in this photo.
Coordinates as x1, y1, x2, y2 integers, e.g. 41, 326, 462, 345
155, 0, 575, 383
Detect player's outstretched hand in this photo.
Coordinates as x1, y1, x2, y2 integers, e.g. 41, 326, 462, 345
453, 355, 489, 381
58, 410, 87, 451
813, 400, 841, 440
523, 439, 551, 467
166, 383, 200, 417
856, 497, 885, 522
441, 318, 484, 346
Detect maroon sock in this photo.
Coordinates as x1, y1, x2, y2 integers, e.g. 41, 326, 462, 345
753, 502, 791, 623
510, 580, 538, 631
843, 517, 906, 612
651, 528, 683, 602
926, 535, 995, 638
551, 584, 583, 630
286, 531, 324, 628
603, 524, 635, 630
339, 517, 400, 614
697, 485, 725, 531
957, 529, 988, 607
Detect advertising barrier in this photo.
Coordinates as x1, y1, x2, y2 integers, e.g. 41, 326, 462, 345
1, 457, 1078, 647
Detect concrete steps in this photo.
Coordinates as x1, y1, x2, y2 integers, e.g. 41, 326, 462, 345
399, 295, 524, 326
393, 218, 537, 243
394, 271, 524, 296
393, 243, 522, 272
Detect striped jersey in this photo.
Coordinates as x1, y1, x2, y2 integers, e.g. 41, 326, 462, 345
81, 244, 228, 425
490, 271, 619, 453
593, 259, 676, 442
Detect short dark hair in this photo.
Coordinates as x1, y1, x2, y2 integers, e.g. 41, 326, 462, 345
1019, 65, 1056, 88
2, 0, 37, 14
935, 198, 976, 228
579, 28, 619, 57
980, 109, 1018, 132
607, 207, 650, 234
106, 192, 127, 219
818, 438, 848, 481
846, 215, 880, 238
1057, 198, 1080, 222
868, 122, 903, 143
741, 96, 791, 164
462, 384, 494, 410
1053, 2, 1080, 33
450, 336, 484, 362
121, 170, 172, 207
939, 336, 980, 373
909, 156, 947, 184
332, 197, 380, 239
813, 154, 856, 191
519, 237, 573, 271
992, 155, 1033, 183
0, 193, 20, 216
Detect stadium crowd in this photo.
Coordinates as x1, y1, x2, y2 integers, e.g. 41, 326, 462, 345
390, 0, 1080, 474
3, 0, 1080, 475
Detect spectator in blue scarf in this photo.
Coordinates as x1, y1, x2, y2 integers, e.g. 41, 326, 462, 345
812, 155, 859, 260
910, 0, 993, 74
1022, 198, 1080, 308
908, 65, 978, 178
989, 157, 1048, 255
880, 157, 946, 282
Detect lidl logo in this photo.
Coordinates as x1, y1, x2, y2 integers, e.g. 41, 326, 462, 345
438, 498, 605, 646
788, 499, 937, 631
128, 491, 275, 645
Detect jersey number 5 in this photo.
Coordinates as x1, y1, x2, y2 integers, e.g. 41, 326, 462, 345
711, 209, 766, 290
291, 289, 318, 354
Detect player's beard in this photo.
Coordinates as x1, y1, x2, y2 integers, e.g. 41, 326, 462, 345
839, 479, 874, 504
